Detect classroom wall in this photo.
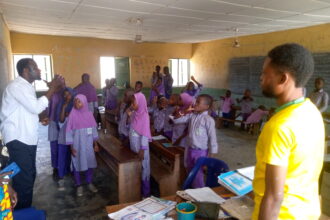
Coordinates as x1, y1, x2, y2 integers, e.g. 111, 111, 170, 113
191, 23, 330, 91
0, 14, 13, 104
10, 32, 192, 89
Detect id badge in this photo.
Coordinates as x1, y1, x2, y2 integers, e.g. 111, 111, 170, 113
87, 128, 93, 135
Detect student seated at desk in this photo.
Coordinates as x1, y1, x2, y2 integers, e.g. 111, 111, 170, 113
149, 95, 168, 135
126, 81, 152, 198
236, 89, 254, 122
172, 94, 218, 188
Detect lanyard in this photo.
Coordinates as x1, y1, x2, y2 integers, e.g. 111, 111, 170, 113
275, 97, 305, 113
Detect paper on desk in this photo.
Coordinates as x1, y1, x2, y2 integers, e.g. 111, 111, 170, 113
152, 135, 167, 141
108, 206, 152, 220
220, 196, 254, 220
185, 187, 226, 204
237, 166, 255, 180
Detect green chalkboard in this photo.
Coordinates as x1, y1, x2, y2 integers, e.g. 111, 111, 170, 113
115, 57, 130, 88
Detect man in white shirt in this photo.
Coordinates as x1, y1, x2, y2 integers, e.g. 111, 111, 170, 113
0, 58, 63, 209
309, 77, 329, 113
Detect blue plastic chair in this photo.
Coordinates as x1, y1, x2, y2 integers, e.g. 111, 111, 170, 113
13, 207, 46, 220
183, 157, 229, 190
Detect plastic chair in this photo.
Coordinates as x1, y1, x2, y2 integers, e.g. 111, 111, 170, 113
13, 207, 46, 220
182, 157, 229, 190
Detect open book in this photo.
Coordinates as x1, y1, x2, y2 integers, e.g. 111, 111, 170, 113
108, 196, 176, 220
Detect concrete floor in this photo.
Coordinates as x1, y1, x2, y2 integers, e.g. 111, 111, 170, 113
32, 124, 258, 220
33, 124, 329, 220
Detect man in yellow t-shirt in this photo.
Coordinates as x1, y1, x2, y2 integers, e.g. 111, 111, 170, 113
253, 43, 325, 220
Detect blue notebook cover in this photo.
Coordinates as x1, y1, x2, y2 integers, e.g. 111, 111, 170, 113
161, 143, 172, 148
218, 170, 252, 196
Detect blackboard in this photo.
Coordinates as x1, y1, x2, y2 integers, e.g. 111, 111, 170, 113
228, 53, 330, 97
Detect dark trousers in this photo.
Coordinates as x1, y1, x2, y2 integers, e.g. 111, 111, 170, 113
222, 112, 231, 127
6, 140, 37, 209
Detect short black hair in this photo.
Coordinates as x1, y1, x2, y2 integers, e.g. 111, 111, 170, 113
268, 43, 314, 88
198, 94, 213, 108
16, 58, 33, 76
315, 77, 324, 83
136, 81, 143, 86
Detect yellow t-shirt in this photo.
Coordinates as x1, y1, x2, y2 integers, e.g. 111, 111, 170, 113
252, 99, 325, 220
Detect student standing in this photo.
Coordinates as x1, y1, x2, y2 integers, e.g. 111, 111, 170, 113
117, 88, 135, 146
149, 96, 168, 135
309, 77, 329, 113
48, 86, 65, 179
56, 87, 76, 190
66, 94, 99, 197
74, 73, 98, 113
163, 66, 173, 99
172, 93, 193, 147
172, 94, 218, 188
220, 90, 235, 127
0, 58, 63, 209
183, 76, 203, 98
104, 78, 119, 110
253, 43, 324, 220
127, 81, 152, 198
163, 94, 182, 140
149, 77, 165, 105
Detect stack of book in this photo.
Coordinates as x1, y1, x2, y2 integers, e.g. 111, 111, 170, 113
108, 196, 176, 220
218, 166, 255, 196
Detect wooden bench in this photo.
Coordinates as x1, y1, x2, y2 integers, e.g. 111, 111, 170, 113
215, 117, 243, 129
149, 139, 184, 196
96, 131, 142, 204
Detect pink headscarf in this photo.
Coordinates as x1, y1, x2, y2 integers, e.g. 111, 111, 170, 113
131, 92, 151, 139
66, 94, 97, 133
74, 74, 98, 102
180, 92, 194, 110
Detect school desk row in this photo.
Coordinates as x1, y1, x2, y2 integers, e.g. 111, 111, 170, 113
97, 112, 185, 203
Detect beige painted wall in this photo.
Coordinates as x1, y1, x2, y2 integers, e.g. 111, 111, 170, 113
10, 32, 192, 88
0, 14, 13, 103
191, 23, 330, 89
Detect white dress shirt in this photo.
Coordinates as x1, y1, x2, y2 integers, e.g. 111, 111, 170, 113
0, 76, 49, 145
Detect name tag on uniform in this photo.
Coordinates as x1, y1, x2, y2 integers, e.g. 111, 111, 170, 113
87, 128, 93, 135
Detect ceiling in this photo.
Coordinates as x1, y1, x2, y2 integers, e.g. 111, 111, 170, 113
1, 0, 330, 43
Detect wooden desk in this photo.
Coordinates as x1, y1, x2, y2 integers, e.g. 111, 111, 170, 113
150, 139, 185, 196
106, 186, 237, 220
97, 131, 142, 203
105, 110, 119, 137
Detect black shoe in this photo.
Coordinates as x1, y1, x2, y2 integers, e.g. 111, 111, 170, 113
52, 168, 59, 181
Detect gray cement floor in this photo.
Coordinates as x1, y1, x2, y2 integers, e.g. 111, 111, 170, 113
33, 124, 258, 220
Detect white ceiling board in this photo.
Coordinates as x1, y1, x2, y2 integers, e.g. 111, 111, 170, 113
2, 0, 330, 43
208, 13, 270, 24
170, 0, 247, 14
152, 6, 215, 19
81, 0, 163, 14
234, 7, 297, 19
258, 0, 330, 13
305, 6, 330, 16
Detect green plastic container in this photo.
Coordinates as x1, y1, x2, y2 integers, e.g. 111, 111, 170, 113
176, 203, 197, 220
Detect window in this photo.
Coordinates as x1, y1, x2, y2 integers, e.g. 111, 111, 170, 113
13, 54, 53, 91
168, 59, 190, 87
100, 56, 115, 88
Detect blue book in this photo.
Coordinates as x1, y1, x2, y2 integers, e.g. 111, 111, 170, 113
161, 143, 172, 148
218, 170, 252, 196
